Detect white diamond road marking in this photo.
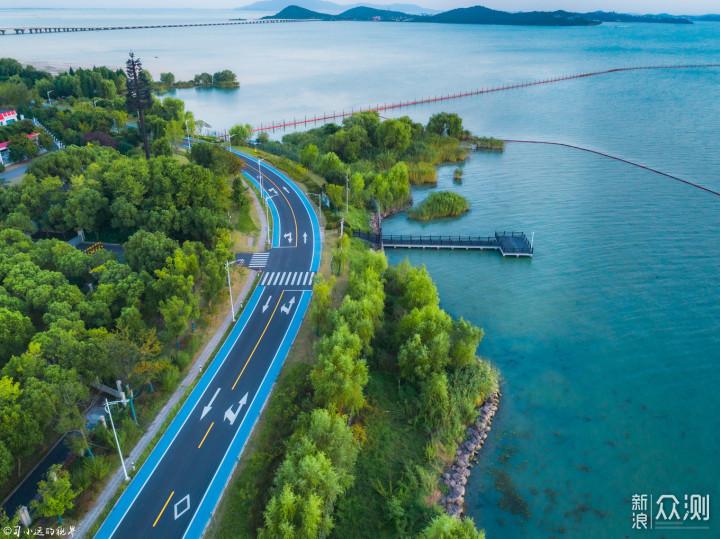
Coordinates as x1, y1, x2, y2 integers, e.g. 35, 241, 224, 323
174, 494, 191, 520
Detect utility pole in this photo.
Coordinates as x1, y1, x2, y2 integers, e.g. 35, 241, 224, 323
104, 398, 130, 481
345, 172, 349, 213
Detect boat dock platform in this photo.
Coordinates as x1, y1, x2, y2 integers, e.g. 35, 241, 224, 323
354, 231, 534, 257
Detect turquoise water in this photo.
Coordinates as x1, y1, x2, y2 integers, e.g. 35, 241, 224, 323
3, 12, 720, 536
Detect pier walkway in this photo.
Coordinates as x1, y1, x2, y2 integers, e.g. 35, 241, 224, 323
0, 19, 318, 35
354, 231, 533, 257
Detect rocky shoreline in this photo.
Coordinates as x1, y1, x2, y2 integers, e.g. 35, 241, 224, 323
370, 200, 413, 235
439, 390, 500, 518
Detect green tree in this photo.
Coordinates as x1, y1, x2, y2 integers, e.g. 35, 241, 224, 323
125, 52, 152, 159
261, 484, 323, 539
317, 152, 344, 177
419, 514, 485, 539
231, 177, 249, 208
159, 295, 196, 345
325, 184, 344, 209
0, 308, 34, 363
124, 230, 178, 275
310, 323, 367, 415
419, 372, 450, 430
300, 143, 319, 169
160, 72, 176, 87
229, 123, 252, 145
426, 112, 464, 138
309, 273, 335, 334
449, 318, 483, 369
30, 464, 78, 526
0, 441, 13, 486
376, 118, 412, 153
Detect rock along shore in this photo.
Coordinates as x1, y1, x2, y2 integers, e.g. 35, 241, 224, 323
439, 390, 500, 517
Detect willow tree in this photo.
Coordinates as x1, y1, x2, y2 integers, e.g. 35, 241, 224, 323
125, 52, 152, 159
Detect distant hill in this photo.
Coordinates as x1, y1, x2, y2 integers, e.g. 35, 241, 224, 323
262, 5, 333, 19
262, 4, 703, 27
237, 0, 438, 15
425, 6, 600, 26
687, 14, 720, 21
337, 6, 411, 20
582, 11, 692, 24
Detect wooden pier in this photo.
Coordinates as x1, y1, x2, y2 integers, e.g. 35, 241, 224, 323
354, 231, 533, 257
0, 19, 319, 36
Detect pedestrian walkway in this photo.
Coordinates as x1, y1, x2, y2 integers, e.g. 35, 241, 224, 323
260, 270, 315, 288
249, 252, 269, 268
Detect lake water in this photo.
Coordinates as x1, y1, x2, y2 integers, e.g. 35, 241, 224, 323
3, 10, 719, 537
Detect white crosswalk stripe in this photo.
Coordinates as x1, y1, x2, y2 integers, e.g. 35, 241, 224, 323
304, 272, 315, 286
261, 272, 272, 286
283, 273, 292, 285
290, 272, 298, 285
273, 272, 284, 285
249, 252, 269, 268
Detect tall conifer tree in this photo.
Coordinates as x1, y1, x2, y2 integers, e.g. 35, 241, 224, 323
125, 52, 152, 159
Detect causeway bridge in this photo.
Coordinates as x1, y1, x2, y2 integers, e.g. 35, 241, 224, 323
0, 19, 319, 35
354, 231, 534, 257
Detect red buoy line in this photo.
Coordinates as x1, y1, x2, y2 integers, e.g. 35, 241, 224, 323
253, 63, 720, 133
502, 139, 720, 198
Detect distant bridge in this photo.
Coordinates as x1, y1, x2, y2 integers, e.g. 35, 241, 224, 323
0, 19, 320, 35
354, 231, 534, 257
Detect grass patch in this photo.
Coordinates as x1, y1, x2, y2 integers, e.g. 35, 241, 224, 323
345, 206, 371, 232
407, 191, 470, 221
408, 162, 438, 185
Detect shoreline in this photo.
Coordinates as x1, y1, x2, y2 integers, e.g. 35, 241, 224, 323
440, 390, 500, 518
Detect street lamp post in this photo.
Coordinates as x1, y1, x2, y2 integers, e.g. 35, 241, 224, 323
185, 118, 193, 150
46, 90, 53, 103
225, 259, 245, 322
104, 398, 130, 481
93, 99, 99, 109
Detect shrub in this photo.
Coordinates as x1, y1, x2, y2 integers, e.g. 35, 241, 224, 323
159, 365, 180, 390
407, 191, 469, 221
84, 454, 112, 481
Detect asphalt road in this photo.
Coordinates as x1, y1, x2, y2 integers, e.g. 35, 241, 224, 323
95, 151, 321, 538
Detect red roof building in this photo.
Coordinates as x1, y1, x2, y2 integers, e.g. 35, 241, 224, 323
0, 110, 18, 126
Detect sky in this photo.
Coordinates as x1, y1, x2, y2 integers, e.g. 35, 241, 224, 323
2, 1, 718, 15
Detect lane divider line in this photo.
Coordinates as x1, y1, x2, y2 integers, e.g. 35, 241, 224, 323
198, 422, 214, 449
232, 291, 285, 391
153, 491, 174, 527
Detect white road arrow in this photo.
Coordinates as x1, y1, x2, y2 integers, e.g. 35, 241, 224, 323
224, 393, 249, 426
284, 232, 293, 244
303, 232, 307, 244
282, 186, 289, 193
280, 296, 296, 315
262, 295, 272, 313
201, 388, 220, 420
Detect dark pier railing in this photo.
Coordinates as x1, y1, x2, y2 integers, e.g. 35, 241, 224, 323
354, 231, 533, 257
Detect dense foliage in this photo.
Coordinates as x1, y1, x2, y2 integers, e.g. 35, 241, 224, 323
407, 191, 470, 221
154, 69, 240, 92
277, 111, 468, 212
0, 143, 236, 496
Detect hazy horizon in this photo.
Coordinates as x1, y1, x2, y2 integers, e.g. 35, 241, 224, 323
1, 2, 718, 16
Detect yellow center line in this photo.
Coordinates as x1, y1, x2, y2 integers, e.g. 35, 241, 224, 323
198, 422, 214, 449
243, 161, 299, 248
232, 291, 285, 391
153, 491, 174, 527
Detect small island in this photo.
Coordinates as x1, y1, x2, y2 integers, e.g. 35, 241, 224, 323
408, 190, 470, 221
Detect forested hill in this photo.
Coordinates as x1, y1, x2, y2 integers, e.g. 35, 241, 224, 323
262, 5, 333, 19
264, 4, 696, 25
423, 6, 599, 26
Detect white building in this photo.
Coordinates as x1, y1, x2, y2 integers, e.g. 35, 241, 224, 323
0, 110, 18, 126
